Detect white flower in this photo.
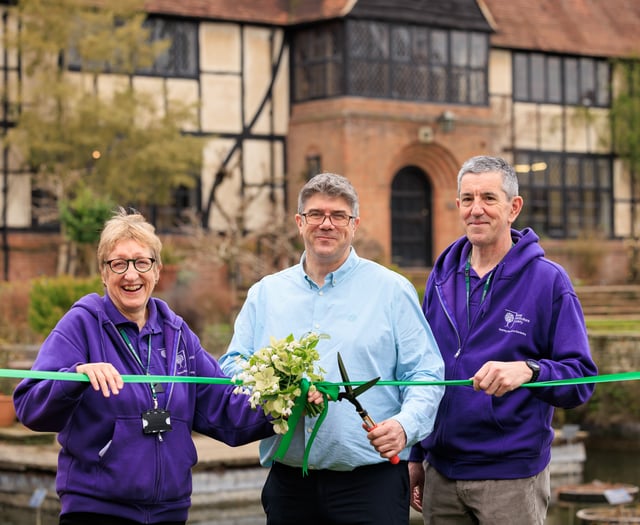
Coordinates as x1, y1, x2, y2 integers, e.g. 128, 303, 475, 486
234, 332, 329, 433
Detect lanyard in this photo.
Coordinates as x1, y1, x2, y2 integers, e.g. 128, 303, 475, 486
119, 329, 158, 408
465, 254, 493, 329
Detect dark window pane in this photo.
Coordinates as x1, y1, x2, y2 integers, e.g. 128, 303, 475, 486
565, 58, 579, 104
431, 30, 447, 65
548, 189, 564, 237
413, 28, 429, 60
141, 18, 198, 78
566, 189, 581, 236
469, 70, 486, 104
583, 190, 597, 229
393, 64, 413, 99
391, 26, 411, 61
583, 161, 595, 188
429, 65, 447, 101
369, 23, 389, 59
548, 156, 562, 186
580, 58, 596, 105
451, 67, 467, 102
566, 157, 579, 186
470, 33, 487, 67
451, 31, 468, 66
530, 54, 545, 102
414, 66, 429, 100
596, 61, 610, 106
513, 54, 528, 100
350, 21, 370, 58
547, 56, 562, 103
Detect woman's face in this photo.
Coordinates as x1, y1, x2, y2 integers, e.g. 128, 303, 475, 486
102, 238, 159, 326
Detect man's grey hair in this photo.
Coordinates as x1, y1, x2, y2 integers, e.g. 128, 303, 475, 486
457, 156, 519, 199
297, 173, 360, 217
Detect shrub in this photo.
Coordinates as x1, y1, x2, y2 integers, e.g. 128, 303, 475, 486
29, 275, 103, 336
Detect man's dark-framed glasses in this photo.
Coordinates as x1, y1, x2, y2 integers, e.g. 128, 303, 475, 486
301, 211, 355, 227
104, 257, 156, 274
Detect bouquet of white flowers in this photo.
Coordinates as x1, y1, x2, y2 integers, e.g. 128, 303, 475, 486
233, 332, 328, 434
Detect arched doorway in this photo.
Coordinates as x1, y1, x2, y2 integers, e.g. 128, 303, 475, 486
391, 166, 432, 267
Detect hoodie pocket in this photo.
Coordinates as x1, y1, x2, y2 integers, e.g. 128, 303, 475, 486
95, 417, 196, 503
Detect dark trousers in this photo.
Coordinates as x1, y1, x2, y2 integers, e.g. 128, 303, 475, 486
60, 512, 185, 525
262, 461, 410, 525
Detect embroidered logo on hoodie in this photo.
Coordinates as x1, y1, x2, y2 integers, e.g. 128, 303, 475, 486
176, 348, 188, 375
499, 309, 530, 336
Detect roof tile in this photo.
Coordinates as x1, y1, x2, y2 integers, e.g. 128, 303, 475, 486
483, 0, 640, 57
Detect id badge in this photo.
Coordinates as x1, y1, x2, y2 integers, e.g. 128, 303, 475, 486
142, 408, 172, 434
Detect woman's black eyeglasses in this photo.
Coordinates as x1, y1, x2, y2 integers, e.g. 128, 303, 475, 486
103, 257, 156, 274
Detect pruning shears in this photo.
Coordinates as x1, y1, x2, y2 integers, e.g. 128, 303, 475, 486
337, 352, 401, 464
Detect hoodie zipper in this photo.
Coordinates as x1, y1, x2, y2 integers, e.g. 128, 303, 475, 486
435, 285, 463, 358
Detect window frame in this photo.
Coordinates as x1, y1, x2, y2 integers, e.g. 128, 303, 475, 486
67, 15, 199, 79
514, 151, 614, 239
513, 51, 610, 107
292, 20, 489, 105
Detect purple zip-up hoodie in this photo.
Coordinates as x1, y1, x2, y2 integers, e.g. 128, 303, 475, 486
410, 228, 597, 480
14, 293, 274, 523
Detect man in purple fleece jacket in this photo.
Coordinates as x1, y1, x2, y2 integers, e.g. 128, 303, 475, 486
409, 156, 597, 525
13, 208, 274, 525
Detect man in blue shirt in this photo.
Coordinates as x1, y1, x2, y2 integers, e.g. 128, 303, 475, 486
220, 172, 444, 525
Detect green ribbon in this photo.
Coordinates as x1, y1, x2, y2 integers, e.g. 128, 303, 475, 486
4, 368, 640, 387
0, 368, 235, 384
300, 383, 339, 475
4, 367, 640, 473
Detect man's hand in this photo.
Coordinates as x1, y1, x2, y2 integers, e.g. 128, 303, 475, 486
409, 461, 425, 512
365, 418, 406, 460
472, 360, 533, 397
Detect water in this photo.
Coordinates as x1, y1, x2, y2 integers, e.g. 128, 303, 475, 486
546, 444, 640, 525
4, 443, 640, 525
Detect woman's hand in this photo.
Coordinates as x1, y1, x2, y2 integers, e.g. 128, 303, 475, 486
76, 362, 124, 398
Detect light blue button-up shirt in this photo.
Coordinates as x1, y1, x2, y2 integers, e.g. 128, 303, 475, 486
219, 248, 444, 471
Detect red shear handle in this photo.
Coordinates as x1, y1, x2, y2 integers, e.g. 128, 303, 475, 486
362, 415, 401, 465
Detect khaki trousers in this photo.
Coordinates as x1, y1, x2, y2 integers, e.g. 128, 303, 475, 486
422, 462, 550, 525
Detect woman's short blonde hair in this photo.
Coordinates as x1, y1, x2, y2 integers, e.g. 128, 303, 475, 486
97, 207, 163, 269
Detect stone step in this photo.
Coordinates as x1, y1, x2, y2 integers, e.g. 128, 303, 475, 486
575, 286, 640, 318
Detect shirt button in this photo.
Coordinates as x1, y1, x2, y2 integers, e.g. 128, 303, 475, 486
319, 291, 324, 296
307, 427, 313, 433
315, 324, 320, 329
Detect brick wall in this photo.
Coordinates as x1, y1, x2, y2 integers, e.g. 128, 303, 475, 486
287, 97, 500, 266
0, 232, 60, 281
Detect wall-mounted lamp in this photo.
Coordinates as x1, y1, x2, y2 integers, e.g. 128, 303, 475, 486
437, 110, 456, 133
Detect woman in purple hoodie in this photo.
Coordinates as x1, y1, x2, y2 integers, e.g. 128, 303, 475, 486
14, 208, 274, 525
408, 156, 598, 525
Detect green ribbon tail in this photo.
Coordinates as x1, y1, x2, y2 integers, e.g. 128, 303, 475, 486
299, 383, 340, 476
272, 378, 310, 467
271, 381, 340, 476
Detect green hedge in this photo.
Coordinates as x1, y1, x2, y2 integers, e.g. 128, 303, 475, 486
28, 275, 103, 337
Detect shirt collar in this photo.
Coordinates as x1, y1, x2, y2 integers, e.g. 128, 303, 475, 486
300, 247, 359, 289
